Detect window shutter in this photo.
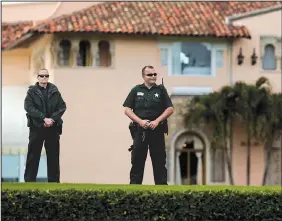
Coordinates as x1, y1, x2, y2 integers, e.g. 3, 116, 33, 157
212, 44, 227, 76
171, 42, 181, 75
215, 49, 224, 68
160, 48, 168, 66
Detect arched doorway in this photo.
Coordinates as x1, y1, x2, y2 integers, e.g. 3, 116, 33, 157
168, 128, 211, 185
178, 139, 205, 185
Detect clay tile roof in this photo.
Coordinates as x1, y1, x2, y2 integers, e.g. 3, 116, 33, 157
36, 1, 281, 38
2, 21, 35, 50
2, 1, 281, 50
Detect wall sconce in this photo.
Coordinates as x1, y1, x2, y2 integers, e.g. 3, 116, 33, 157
251, 48, 258, 66
237, 47, 244, 65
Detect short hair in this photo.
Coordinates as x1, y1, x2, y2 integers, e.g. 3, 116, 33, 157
141, 65, 154, 75
37, 68, 49, 75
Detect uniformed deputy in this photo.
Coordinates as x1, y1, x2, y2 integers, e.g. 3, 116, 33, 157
123, 65, 174, 185
24, 68, 66, 183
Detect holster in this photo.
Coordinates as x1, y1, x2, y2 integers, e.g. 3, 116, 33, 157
128, 122, 137, 151
156, 120, 168, 135
162, 119, 169, 135
129, 122, 137, 139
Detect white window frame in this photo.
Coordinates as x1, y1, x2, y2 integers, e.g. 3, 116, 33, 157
158, 41, 226, 77
260, 36, 281, 73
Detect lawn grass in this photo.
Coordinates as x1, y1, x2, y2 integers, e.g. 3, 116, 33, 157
2, 182, 281, 193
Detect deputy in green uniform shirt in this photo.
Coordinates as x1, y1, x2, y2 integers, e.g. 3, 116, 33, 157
123, 65, 174, 185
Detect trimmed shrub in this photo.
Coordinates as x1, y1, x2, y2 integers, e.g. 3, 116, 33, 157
2, 184, 282, 221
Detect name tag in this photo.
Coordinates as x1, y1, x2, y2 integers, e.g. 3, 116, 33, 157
137, 92, 144, 96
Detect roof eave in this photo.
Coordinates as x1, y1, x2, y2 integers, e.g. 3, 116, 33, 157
226, 4, 282, 24
2, 32, 35, 51
38, 30, 251, 39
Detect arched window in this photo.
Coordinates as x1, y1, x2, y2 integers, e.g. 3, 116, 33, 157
96, 40, 111, 67
77, 40, 91, 66
58, 40, 71, 66
262, 44, 276, 70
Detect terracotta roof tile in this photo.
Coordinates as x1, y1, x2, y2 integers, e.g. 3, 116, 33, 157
36, 1, 280, 38
2, 1, 281, 50
2, 21, 35, 50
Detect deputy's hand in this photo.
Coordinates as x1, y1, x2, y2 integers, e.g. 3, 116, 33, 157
44, 118, 54, 126
44, 123, 51, 128
149, 120, 159, 130
139, 119, 150, 129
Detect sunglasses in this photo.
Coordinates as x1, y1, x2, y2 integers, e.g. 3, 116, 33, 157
38, 74, 49, 78
145, 73, 157, 77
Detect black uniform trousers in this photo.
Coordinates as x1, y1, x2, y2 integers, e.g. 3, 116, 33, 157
130, 124, 167, 185
24, 126, 60, 182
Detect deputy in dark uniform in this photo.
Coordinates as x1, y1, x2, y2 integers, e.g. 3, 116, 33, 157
123, 65, 174, 185
24, 68, 66, 182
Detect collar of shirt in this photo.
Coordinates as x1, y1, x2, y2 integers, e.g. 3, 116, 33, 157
140, 83, 157, 89
39, 84, 48, 90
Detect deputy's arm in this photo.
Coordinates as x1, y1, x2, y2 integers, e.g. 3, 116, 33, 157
123, 88, 149, 128
24, 90, 45, 120
51, 92, 67, 121
155, 107, 174, 123
123, 88, 141, 123
124, 107, 143, 125
155, 86, 174, 123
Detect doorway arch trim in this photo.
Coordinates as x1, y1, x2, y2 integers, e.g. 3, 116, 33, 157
169, 128, 212, 185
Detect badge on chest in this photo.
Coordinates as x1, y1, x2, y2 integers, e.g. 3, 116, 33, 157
137, 92, 144, 96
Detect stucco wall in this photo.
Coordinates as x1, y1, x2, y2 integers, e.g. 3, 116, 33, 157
231, 9, 282, 186
2, 2, 102, 23
50, 35, 232, 184
2, 2, 59, 22
52, 37, 158, 184
232, 9, 282, 93
2, 49, 31, 86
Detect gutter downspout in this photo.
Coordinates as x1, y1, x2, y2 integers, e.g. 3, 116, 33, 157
226, 13, 235, 185
227, 38, 234, 185
228, 39, 233, 86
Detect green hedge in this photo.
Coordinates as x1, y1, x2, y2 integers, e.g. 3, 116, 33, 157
2, 184, 282, 221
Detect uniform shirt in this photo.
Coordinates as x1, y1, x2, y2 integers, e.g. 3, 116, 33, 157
123, 83, 173, 119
